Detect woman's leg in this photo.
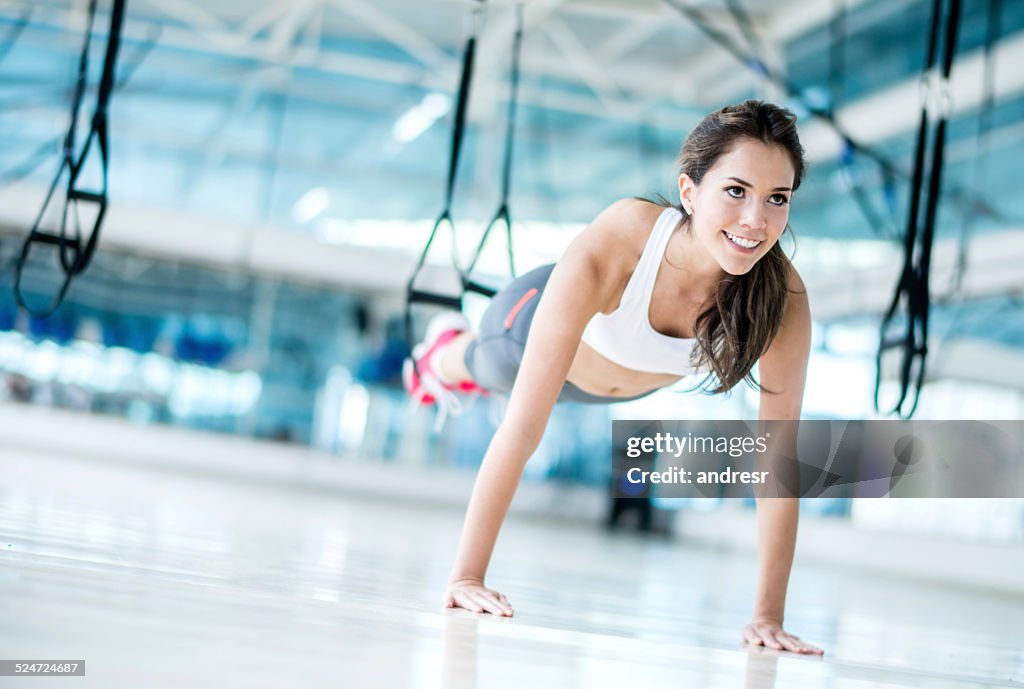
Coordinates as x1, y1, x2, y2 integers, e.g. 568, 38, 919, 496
408, 264, 566, 401
436, 331, 476, 384
421, 262, 656, 404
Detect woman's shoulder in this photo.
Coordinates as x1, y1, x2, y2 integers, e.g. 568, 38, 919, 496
558, 199, 665, 311
594, 197, 667, 232
781, 258, 810, 325
577, 198, 666, 265
784, 257, 808, 297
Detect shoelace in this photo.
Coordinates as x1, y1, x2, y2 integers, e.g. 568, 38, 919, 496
413, 370, 464, 432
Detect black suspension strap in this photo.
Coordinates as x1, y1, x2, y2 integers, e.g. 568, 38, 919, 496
404, 0, 484, 355
0, 24, 158, 189
464, 3, 523, 286
932, 0, 1003, 368
13, 0, 128, 317
874, 0, 961, 418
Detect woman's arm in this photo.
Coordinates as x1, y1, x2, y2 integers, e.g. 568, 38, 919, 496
445, 201, 637, 615
741, 266, 823, 654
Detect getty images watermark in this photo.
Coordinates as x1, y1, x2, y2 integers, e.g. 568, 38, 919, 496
611, 420, 1024, 499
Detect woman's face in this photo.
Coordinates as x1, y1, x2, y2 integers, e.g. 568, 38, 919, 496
678, 139, 795, 276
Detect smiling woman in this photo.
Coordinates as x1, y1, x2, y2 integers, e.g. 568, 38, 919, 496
402, 99, 821, 655
669, 113, 804, 394
407, 100, 807, 402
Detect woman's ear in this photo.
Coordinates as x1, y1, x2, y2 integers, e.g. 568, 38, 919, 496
678, 173, 696, 214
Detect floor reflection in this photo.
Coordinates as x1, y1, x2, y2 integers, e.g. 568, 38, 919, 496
0, 447, 1021, 688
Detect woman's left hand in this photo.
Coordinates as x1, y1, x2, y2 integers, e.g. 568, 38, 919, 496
742, 618, 824, 655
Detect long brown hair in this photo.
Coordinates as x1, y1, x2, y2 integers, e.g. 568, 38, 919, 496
668, 100, 806, 394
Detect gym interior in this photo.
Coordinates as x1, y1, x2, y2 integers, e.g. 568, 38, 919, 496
1, 0, 1023, 686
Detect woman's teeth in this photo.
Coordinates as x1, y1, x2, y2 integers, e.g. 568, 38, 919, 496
726, 232, 761, 249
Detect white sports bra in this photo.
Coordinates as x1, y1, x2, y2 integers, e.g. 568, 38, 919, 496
580, 206, 698, 376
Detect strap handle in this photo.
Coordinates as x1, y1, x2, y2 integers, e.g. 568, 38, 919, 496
405, 2, 486, 367
14, 0, 127, 317
465, 3, 523, 282
406, 0, 483, 299
875, 0, 961, 417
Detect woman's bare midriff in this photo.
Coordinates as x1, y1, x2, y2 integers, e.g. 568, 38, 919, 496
565, 339, 682, 398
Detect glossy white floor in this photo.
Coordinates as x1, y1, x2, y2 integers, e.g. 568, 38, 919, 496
2, 447, 1022, 689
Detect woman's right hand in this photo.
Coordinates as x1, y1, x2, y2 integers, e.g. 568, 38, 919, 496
443, 578, 514, 616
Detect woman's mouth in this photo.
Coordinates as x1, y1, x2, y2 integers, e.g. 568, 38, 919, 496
724, 231, 762, 252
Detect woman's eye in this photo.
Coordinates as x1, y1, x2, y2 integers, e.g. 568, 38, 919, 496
769, 194, 789, 206
726, 186, 744, 198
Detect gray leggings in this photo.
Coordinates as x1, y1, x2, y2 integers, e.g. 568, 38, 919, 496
464, 264, 654, 404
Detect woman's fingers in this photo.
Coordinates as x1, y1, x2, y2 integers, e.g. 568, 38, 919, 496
478, 590, 514, 616
755, 625, 783, 650
791, 636, 823, 655
742, 623, 825, 655
452, 590, 484, 613
741, 625, 764, 646
776, 631, 823, 655
469, 591, 503, 615
495, 592, 514, 615
776, 631, 804, 653
464, 589, 507, 616
444, 583, 515, 616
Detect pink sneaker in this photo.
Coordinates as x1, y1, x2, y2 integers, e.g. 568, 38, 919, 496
403, 312, 485, 428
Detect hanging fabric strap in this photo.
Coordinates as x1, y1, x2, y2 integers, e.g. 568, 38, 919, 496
14, 0, 128, 317
0, 23, 157, 188
404, 0, 484, 358
874, 0, 961, 417
464, 3, 523, 289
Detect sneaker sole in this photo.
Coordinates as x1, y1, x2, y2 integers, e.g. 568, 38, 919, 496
425, 312, 471, 345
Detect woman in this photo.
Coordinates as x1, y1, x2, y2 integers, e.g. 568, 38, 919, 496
405, 100, 823, 655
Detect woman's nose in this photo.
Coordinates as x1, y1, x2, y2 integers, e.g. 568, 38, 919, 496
739, 203, 766, 233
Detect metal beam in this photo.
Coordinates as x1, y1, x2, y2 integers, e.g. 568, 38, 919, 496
236, 1, 291, 46
7, 3, 672, 125
670, 0, 879, 104
600, 15, 663, 63
801, 28, 1024, 162
469, 0, 564, 124
540, 16, 636, 119
266, 0, 321, 60
141, 0, 230, 33
328, 0, 453, 74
